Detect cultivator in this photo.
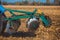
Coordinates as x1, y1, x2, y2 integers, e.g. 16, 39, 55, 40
0, 5, 51, 34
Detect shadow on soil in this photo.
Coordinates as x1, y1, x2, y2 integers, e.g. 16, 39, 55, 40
1, 31, 36, 37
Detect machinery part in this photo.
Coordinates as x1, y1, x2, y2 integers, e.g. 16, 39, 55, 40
6, 20, 21, 34
42, 15, 52, 27
0, 5, 5, 14
0, 5, 7, 34
26, 17, 40, 33
39, 13, 51, 27
0, 14, 7, 34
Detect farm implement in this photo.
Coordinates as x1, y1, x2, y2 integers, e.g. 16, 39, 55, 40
0, 5, 51, 34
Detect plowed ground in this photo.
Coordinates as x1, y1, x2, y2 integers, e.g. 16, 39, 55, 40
0, 5, 60, 40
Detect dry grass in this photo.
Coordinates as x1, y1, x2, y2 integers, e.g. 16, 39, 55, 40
0, 5, 60, 40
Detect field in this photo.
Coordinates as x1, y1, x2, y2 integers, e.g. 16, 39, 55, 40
0, 5, 60, 40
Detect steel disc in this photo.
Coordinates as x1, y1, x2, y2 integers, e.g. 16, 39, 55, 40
26, 18, 40, 32
0, 14, 7, 34
6, 20, 21, 34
